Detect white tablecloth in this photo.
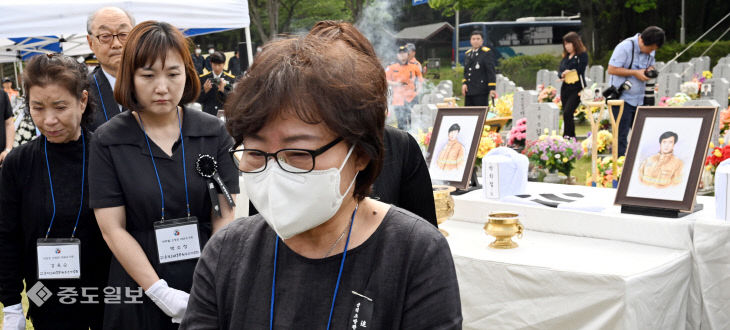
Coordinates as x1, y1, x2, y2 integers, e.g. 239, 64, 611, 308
451, 182, 730, 329
441, 220, 691, 329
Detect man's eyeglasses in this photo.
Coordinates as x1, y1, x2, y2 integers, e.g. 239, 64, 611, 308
94, 32, 129, 44
229, 137, 343, 174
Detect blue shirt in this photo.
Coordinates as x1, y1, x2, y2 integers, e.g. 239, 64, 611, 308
608, 34, 656, 107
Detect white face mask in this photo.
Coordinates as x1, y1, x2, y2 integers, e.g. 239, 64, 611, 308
208, 49, 215, 55
244, 145, 358, 239
195, 49, 201, 55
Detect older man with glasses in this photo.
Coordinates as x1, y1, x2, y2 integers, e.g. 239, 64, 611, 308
86, 7, 135, 131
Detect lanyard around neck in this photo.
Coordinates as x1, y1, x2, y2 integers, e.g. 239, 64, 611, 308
137, 108, 191, 220
92, 74, 121, 122
43, 130, 85, 239
269, 204, 359, 330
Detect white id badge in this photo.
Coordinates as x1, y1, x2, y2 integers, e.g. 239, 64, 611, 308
37, 238, 81, 280
153, 217, 201, 264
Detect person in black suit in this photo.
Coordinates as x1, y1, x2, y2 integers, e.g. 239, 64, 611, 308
85, 6, 135, 131
191, 44, 205, 75
228, 50, 242, 78
462, 29, 496, 106
198, 51, 235, 117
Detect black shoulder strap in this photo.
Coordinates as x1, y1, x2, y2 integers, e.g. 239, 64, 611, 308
628, 40, 635, 69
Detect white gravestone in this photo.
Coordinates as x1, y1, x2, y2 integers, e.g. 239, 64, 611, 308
588, 65, 604, 84
526, 102, 560, 141
713, 64, 730, 84
410, 104, 437, 131
690, 57, 709, 74
700, 78, 729, 110
536, 69, 550, 90
513, 90, 538, 120
657, 73, 682, 100
505, 81, 517, 95
719, 56, 730, 66
549, 70, 562, 91
681, 63, 696, 82
685, 99, 722, 143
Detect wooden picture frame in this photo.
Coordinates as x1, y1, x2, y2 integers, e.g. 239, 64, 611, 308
426, 107, 488, 189
615, 106, 718, 213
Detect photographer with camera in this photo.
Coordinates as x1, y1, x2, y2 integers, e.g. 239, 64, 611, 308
198, 51, 235, 116
606, 26, 664, 156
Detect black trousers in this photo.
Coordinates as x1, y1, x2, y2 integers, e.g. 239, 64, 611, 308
465, 94, 489, 106
561, 88, 580, 138
612, 103, 638, 157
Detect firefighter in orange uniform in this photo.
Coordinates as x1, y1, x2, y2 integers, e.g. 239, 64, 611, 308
638, 131, 684, 188
436, 124, 466, 171
386, 46, 422, 130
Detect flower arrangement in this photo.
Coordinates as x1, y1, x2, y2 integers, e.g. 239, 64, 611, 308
507, 118, 527, 149
585, 156, 626, 187
705, 138, 730, 175
658, 93, 691, 107
475, 125, 503, 167
553, 95, 562, 110
416, 127, 432, 149
524, 129, 584, 176
719, 106, 730, 136
680, 81, 700, 99
490, 93, 513, 117
538, 85, 557, 103
702, 70, 713, 80
581, 130, 613, 154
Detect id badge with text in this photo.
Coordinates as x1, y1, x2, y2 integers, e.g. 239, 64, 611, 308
153, 217, 201, 264
37, 238, 81, 280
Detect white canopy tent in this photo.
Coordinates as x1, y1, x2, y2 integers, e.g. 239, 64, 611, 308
0, 0, 252, 65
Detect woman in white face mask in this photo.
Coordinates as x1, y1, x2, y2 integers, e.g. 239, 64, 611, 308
180, 34, 462, 329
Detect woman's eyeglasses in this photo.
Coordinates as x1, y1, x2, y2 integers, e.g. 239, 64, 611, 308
229, 137, 343, 174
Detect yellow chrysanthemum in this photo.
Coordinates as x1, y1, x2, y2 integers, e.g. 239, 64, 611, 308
714, 149, 722, 158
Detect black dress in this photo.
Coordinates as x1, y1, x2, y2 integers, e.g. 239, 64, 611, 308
557, 52, 588, 138
181, 207, 462, 329
0, 131, 111, 329
88, 108, 240, 330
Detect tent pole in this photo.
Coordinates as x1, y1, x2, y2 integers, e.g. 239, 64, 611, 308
17, 60, 24, 96
13, 60, 19, 92
245, 26, 254, 68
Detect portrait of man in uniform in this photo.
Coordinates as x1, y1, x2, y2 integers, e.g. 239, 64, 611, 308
436, 124, 466, 171
637, 131, 684, 188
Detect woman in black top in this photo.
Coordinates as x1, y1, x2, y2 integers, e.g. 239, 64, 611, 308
88, 21, 238, 329
557, 31, 589, 138
0, 54, 111, 329
182, 33, 461, 329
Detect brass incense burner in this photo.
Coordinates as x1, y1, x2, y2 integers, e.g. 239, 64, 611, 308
433, 185, 456, 237
484, 212, 524, 249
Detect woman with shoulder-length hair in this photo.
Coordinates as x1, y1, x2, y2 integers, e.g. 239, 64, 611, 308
558, 31, 589, 138
88, 20, 239, 329
0, 54, 111, 329
181, 35, 461, 329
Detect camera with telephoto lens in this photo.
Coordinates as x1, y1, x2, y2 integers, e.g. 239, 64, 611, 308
644, 68, 658, 79
210, 76, 222, 86
602, 80, 633, 100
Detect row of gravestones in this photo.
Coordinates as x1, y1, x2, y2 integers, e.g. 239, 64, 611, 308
411, 80, 454, 131
495, 74, 521, 97
656, 56, 730, 111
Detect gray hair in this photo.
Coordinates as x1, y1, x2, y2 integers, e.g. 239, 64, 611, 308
87, 7, 136, 35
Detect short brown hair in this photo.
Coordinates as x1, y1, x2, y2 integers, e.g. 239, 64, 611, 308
23, 54, 95, 128
308, 21, 377, 58
114, 21, 200, 111
225, 37, 387, 200
562, 31, 587, 58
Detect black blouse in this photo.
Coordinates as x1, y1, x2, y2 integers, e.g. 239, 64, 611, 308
0, 131, 111, 319
88, 107, 239, 329
558, 52, 589, 92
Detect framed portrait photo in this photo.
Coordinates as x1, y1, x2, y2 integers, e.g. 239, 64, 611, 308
426, 107, 488, 189
615, 106, 718, 214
